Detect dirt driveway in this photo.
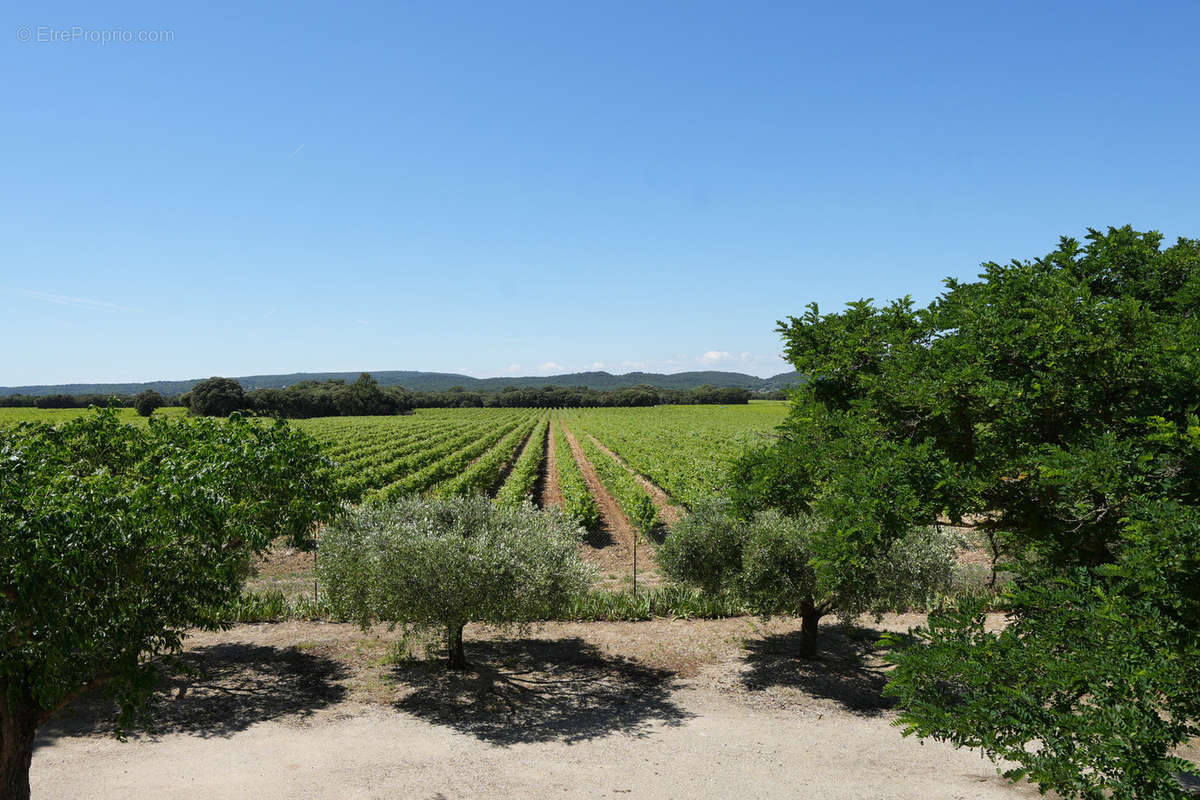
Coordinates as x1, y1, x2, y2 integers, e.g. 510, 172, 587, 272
32, 616, 1045, 800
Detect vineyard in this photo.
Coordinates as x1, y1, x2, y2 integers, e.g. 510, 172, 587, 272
2, 403, 788, 582
0, 403, 788, 518
288, 403, 787, 520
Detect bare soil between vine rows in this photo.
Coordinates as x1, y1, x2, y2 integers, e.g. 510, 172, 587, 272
558, 422, 663, 589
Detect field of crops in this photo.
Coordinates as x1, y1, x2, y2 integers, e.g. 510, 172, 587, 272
0, 402, 788, 516
559, 403, 786, 508
0, 406, 188, 426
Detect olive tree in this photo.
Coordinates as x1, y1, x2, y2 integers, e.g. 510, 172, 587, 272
659, 499, 959, 657
317, 496, 594, 669
743, 226, 1200, 797
0, 408, 340, 800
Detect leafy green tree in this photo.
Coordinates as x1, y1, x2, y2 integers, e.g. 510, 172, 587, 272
0, 408, 340, 799
186, 376, 247, 416
660, 499, 958, 656
133, 389, 165, 417
317, 496, 594, 669
741, 226, 1200, 797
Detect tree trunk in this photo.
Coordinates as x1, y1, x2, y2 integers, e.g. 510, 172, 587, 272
446, 622, 468, 670
798, 599, 822, 659
0, 689, 40, 800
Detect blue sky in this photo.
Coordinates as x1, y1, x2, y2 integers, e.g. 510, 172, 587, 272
3, 1, 1198, 386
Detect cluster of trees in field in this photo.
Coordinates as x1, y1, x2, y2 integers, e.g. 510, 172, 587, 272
408, 384, 752, 408
2, 377, 755, 420
0, 391, 182, 411
183, 374, 414, 418
180, 374, 754, 417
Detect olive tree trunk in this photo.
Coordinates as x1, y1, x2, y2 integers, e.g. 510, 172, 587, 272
0, 686, 40, 800
798, 598, 823, 659
446, 622, 468, 670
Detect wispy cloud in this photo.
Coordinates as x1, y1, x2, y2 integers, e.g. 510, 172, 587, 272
288, 144, 305, 159
16, 289, 139, 313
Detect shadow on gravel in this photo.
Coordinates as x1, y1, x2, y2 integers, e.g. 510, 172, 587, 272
740, 623, 893, 715
390, 636, 691, 745
583, 523, 614, 549
36, 643, 348, 746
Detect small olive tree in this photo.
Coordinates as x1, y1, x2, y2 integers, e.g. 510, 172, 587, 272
317, 496, 595, 669
659, 498, 959, 657
0, 408, 340, 800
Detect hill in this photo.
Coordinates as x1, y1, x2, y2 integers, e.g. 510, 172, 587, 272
0, 369, 804, 397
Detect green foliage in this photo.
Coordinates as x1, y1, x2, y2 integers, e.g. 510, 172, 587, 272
132, 390, 166, 417
752, 226, 1200, 796
0, 408, 339, 797
494, 414, 550, 506
565, 584, 745, 621
657, 498, 743, 595
553, 420, 599, 528
565, 403, 787, 508
316, 496, 595, 667
186, 376, 248, 416
568, 422, 659, 535
885, 507, 1200, 799
631, 493, 658, 539
366, 414, 527, 502
660, 499, 959, 655
434, 414, 541, 497
214, 589, 329, 623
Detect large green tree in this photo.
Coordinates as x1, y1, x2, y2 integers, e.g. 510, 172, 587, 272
738, 227, 1199, 797
317, 496, 594, 669
186, 376, 247, 416
0, 409, 340, 800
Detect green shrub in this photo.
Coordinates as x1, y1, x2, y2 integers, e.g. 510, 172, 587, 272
661, 499, 960, 657
317, 495, 594, 668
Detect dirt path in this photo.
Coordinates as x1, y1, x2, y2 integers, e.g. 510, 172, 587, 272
586, 433, 685, 525
538, 421, 564, 510
32, 616, 1047, 800
559, 422, 661, 587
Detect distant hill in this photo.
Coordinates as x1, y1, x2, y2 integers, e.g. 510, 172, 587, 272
0, 369, 804, 397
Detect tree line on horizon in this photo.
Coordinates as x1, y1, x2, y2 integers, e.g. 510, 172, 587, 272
180, 373, 756, 417
0, 374, 766, 417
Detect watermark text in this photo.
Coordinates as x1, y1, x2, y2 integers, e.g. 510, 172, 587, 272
16, 26, 175, 44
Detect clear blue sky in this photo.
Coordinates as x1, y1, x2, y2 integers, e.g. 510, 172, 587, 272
3, 1, 1198, 386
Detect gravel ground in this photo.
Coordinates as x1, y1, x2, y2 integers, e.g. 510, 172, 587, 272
32, 615, 1050, 800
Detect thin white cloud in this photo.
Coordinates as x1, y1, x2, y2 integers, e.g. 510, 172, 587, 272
702, 350, 734, 362
17, 289, 139, 313
288, 144, 305, 159
590, 361, 605, 370
538, 361, 564, 372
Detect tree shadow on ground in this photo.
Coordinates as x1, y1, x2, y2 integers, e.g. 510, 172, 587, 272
36, 643, 347, 746
583, 523, 614, 549
391, 636, 691, 745
741, 623, 894, 716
